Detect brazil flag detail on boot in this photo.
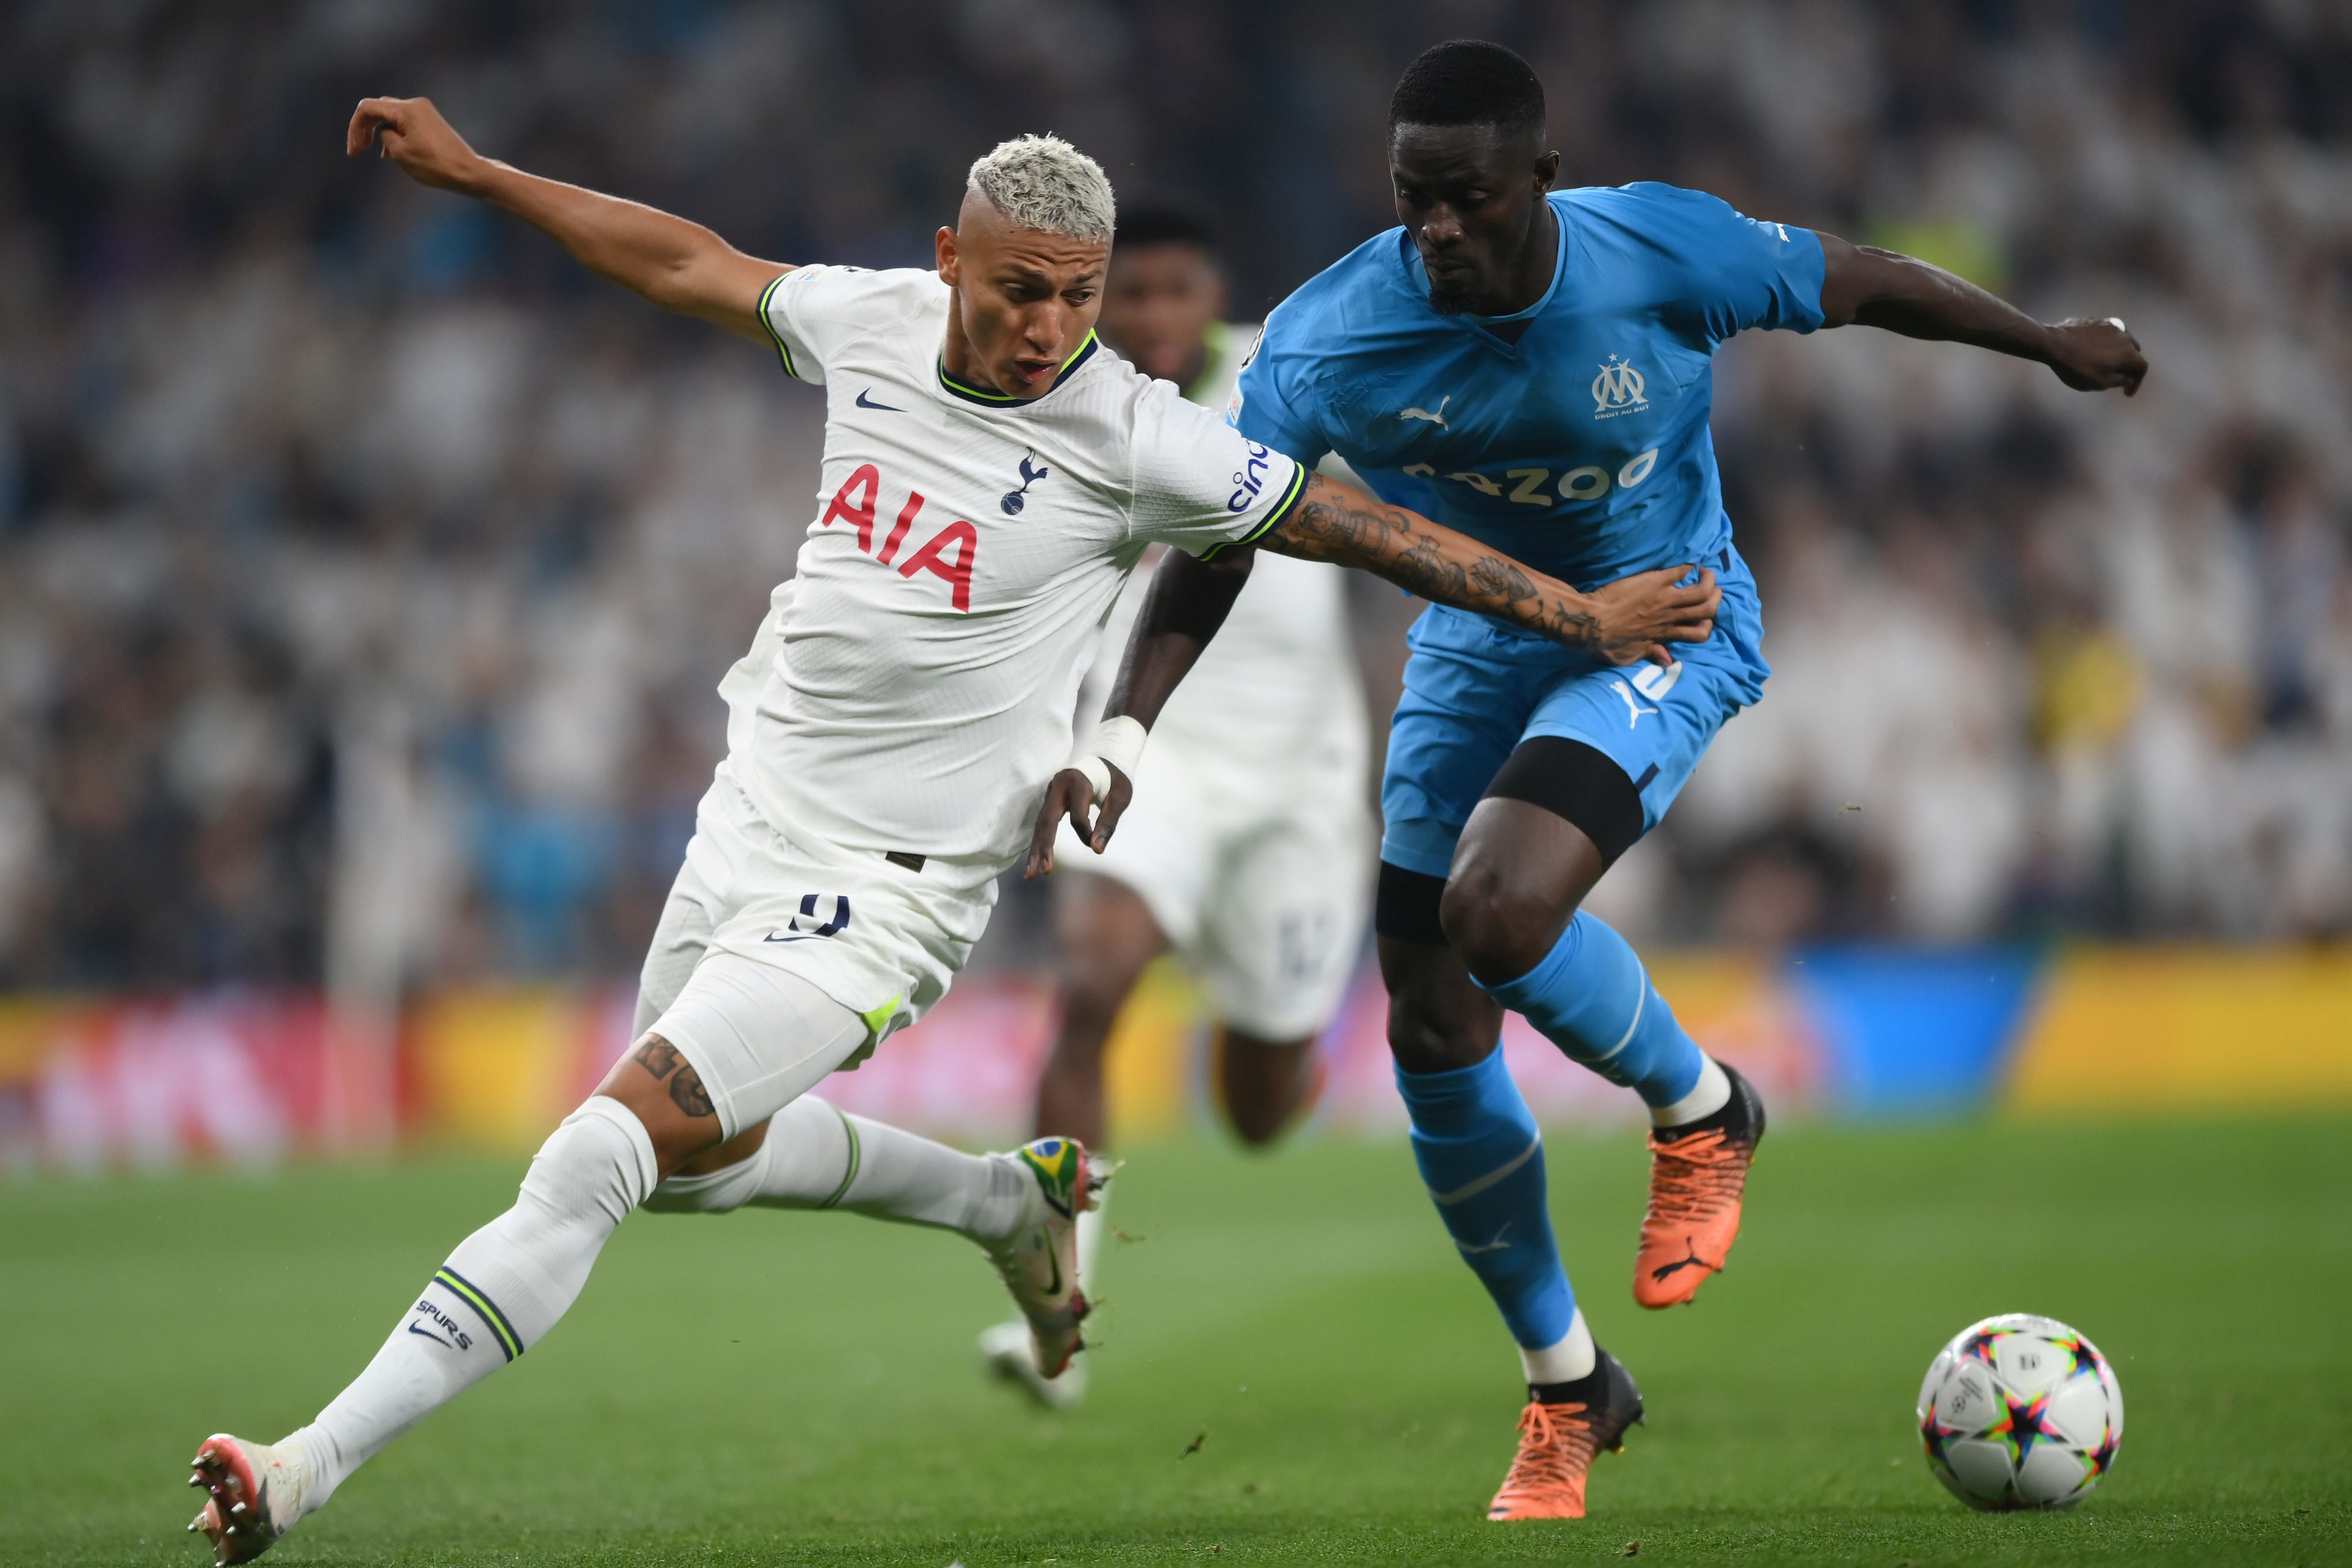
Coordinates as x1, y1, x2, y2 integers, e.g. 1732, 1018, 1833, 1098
1017, 1138, 1087, 1219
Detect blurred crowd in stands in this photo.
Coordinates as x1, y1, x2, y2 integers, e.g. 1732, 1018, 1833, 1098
2, 0, 2348, 992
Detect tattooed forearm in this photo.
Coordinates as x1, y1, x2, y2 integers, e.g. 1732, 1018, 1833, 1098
630, 1034, 716, 1118
1266, 476, 1602, 650
1285, 493, 1383, 558
1389, 536, 1470, 605
1468, 553, 1536, 602
1544, 604, 1603, 644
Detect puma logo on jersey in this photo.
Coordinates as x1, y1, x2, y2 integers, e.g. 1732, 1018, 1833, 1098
1001, 452, 1050, 515
1396, 395, 1451, 428
1611, 678, 1659, 727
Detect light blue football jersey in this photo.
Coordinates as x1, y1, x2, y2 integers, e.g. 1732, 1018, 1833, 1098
1233, 183, 1825, 592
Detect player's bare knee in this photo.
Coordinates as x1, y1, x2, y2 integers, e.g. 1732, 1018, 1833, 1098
1228, 1073, 1311, 1146
1054, 891, 1162, 1015
592, 1031, 727, 1175
1059, 915, 1148, 978
1438, 867, 1565, 986
1053, 964, 1141, 1045
1220, 1032, 1315, 1148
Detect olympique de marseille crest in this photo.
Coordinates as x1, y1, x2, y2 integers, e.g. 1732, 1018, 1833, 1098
1592, 355, 1649, 419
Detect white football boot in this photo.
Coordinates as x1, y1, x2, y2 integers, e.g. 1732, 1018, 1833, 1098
980, 1316, 1089, 1409
185, 1434, 310, 1564
980, 1137, 1105, 1385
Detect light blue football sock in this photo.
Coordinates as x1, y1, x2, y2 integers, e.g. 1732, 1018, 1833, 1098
1479, 910, 1706, 1110
1394, 1050, 1573, 1349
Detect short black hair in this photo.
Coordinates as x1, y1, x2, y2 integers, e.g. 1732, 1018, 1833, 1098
1389, 39, 1545, 140
1114, 200, 1221, 260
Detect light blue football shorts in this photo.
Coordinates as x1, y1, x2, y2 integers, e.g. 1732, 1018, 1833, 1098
1379, 544, 1770, 878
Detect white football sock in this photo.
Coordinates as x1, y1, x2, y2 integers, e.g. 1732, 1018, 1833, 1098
644, 1095, 1027, 1243
282, 1096, 657, 1513
1519, 1308, 1597, 1386
1651, 1054, 1731, 1128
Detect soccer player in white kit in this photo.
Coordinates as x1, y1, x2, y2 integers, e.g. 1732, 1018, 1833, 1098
980, 206, 1373, 1407
178, 98, 1724, 1563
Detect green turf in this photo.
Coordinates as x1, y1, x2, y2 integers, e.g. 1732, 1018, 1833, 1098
2, 1117, 2347, 1567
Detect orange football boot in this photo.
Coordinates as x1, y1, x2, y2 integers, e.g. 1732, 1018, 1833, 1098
1633, 1062, 1766, 1309
1487, 1350, 1645, 1520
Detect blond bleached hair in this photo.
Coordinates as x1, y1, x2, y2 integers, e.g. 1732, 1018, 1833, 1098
965, 134, 1115, 243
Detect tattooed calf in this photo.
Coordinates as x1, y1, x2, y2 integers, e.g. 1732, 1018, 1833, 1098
630, 1034, 717, 1118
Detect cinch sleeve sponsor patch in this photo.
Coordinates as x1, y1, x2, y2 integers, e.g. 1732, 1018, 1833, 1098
1199, 454, 1306, 561
1130, 387, 1310, 559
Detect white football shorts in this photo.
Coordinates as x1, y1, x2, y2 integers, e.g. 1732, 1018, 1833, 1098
1059, 745, 1373, 1040
636, 763, 1000, 1140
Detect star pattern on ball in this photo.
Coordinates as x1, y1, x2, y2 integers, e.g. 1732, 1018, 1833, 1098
2052, 1332, 2104, 1380
2085, 1419, 2122, 1478
1919, 1407, 1960, 1474
1957, 1326, 2014, 1366
1994, 1389, 2061, 1467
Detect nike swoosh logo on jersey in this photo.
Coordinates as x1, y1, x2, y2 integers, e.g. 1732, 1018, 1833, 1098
856, 389, 904, 411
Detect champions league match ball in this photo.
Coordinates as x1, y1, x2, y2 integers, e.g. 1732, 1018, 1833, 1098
1916, 1313, 2124, 1510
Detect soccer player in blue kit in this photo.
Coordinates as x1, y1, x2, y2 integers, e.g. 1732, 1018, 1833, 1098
1039, 40, 2147, 1520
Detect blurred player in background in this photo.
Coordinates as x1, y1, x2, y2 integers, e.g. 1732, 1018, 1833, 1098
1200, 40, 2146, 1521
980, 206, 1374, 1409
180, 96, 1722, 1564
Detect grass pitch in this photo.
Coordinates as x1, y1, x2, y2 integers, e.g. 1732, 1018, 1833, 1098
3, 1116, 2346, 1567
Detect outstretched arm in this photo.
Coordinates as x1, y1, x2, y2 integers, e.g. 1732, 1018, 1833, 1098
1257, 472, 1718, 651
1813, 231, 2146, 395
1022, 473, 1721, 875
346, 97, 784, 342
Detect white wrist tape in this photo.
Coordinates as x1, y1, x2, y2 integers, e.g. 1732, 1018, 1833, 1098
1073, 715, 1147, 801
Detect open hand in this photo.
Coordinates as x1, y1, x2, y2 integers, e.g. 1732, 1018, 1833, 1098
2045, 316, 2147, 396
1022, 764, 1134, 879
1582, 564, 1720, 667
346, 96, 489, 195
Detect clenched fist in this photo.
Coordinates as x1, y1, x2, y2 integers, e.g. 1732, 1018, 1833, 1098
2044, 316, 2147, 396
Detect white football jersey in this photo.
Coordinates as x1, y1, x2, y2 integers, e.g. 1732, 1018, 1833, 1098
1075, 322, 1365, 789
716, 266, 1307, 868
